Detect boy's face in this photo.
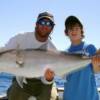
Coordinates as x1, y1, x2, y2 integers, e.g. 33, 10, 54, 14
67, 25, 82, 42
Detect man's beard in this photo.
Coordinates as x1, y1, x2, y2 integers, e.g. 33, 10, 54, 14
38, 32, 50, 38
35, 27, 51, 39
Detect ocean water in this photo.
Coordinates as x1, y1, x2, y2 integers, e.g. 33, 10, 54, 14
95, 73, 100, 87
95, 73, 100, 99
0, 73, 100, 98
0, 72, 13, 96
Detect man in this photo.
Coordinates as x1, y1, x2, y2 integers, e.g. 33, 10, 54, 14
6, 12, 58, 100
63, 15, 100, 100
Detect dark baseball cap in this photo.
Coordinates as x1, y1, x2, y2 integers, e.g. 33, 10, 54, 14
65, 16, 83, 29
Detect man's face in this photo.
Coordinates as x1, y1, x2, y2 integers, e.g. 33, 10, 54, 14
36, 18, 54, 38
67, 25, 82, 41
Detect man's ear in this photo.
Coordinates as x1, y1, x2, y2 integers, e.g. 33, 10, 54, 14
51, 25, 54, 30
64, 29, 68, 36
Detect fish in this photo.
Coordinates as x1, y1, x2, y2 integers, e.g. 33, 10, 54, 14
0, 48, 91, 78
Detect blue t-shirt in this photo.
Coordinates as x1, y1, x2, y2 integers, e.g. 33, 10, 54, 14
0, 72, 13, 96
63, 42, 99, 100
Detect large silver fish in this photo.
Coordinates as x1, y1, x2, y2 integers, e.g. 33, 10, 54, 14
0, 48, 91, 77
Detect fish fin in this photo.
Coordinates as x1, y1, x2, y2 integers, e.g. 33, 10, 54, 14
15, 44, 24, 67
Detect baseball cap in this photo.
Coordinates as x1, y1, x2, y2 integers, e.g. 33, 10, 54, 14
37, 12, 55, 24
65, 16, 83, 29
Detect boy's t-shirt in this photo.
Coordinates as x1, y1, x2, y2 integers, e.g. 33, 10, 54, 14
63, 42, 99, 100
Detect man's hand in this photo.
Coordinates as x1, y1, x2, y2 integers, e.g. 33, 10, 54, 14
92, 50, 100, 73
44, 68, 55, 81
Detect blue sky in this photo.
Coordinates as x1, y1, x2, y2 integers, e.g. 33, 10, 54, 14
0, 0, 100, 50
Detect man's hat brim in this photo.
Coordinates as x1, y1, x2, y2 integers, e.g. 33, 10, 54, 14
37, 16, 54, 23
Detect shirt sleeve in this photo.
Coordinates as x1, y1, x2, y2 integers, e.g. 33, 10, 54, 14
5, 34, 20, 49
41, 76, 54, 85
47, 40, 57, 51
84, 44, 97, 57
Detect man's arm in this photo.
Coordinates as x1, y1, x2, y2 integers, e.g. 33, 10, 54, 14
41, 68, 55, 84
5, 34, 21, 49
0, 34, 20, 54
41, 40, 57, 84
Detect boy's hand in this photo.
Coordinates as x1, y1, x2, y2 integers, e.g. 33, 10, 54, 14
92, 49, 100, 72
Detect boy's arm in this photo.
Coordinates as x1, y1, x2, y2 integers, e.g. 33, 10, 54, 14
92, 49, 100, 73
84, 44, 100, 73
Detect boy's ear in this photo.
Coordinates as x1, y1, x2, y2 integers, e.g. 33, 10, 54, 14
64, 29, 68, 36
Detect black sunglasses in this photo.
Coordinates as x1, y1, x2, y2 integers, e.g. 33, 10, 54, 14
37, 19, 54, 27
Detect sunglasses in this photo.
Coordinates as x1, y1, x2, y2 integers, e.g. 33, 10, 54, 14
37, 20, 54, 27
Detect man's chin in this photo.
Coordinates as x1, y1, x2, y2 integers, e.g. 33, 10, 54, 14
39, 33, 49, 38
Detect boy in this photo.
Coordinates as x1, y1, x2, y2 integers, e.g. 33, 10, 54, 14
63, 15, 100, 100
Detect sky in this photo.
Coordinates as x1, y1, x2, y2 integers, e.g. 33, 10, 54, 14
0, 0, 100, 50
